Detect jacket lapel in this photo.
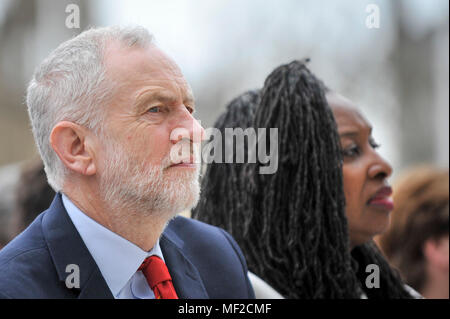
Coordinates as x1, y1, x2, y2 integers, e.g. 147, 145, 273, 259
42, 194, 208, 299
77, 267, 113, 299
161, 223, 209, 299
41, 194, 114, 299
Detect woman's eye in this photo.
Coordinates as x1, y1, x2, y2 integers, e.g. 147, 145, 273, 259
186, 106, 194, 114
342, 145, 360, 158
148, 106, 161, 113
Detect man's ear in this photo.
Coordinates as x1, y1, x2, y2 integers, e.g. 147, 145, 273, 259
50, 121, 97, 176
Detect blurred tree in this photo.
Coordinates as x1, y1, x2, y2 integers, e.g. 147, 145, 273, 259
0, 0, 92, 166
391, 0, 449, 168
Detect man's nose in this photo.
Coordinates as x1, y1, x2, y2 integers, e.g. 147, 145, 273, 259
170, 109, 205, 144
367, 151, 393, 181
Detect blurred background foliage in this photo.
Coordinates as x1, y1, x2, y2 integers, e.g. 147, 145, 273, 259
0, 0, 448, 178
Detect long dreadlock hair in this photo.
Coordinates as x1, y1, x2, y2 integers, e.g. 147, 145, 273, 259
193, 60, 413, 298
193, 90, 259, 235
352, 241, 414, 298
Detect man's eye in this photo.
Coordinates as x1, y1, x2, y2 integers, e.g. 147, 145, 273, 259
148, 106, 161, 113
369, 137, 381, 149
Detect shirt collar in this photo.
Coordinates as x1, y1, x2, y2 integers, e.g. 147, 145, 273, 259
62, 194, 164, 297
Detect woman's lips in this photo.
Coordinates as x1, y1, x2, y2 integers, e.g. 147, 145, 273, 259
367, 186, 394, 211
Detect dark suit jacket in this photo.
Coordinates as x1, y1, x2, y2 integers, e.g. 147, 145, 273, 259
0, 194, 255, 299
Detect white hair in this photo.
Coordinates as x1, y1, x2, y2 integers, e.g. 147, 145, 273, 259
99, 134, 200, 218
26, 26, 154, 192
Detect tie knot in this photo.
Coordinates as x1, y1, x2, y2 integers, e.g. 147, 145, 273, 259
138, 256, 172, 289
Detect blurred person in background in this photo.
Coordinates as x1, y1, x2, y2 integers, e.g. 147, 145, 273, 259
10, 158, 55, 239
377, 166, 449, 299
195, 60, 417, 298
0, 164, 21, 249
0, 158, 54, 249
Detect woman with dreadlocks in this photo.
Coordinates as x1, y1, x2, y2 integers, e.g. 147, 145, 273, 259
193, 60, 416, 298
326, 89, 420, 298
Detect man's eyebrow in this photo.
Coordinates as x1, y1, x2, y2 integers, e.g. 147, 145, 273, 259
134, 89, 195, 112
134, 90, 178, 111
184, 93, 195, 105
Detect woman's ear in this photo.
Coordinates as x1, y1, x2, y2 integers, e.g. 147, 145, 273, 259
424, 236, 450, 272
49, 121, 97, 176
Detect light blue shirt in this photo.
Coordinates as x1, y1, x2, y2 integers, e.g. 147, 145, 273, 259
62, 194, 165, 299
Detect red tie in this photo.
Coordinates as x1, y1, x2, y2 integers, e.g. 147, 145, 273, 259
139, 256, 178, 299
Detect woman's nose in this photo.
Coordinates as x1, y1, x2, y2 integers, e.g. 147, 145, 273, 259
367, 151, 393, 180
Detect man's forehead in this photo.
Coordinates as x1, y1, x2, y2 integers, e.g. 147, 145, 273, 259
104, 40, 193, 105
104, 41, 185, 83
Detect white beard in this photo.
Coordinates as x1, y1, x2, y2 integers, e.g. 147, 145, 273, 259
98, 137, 200, 219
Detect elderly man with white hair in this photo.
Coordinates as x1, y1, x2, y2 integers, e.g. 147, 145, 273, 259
0, 26, 255, 299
